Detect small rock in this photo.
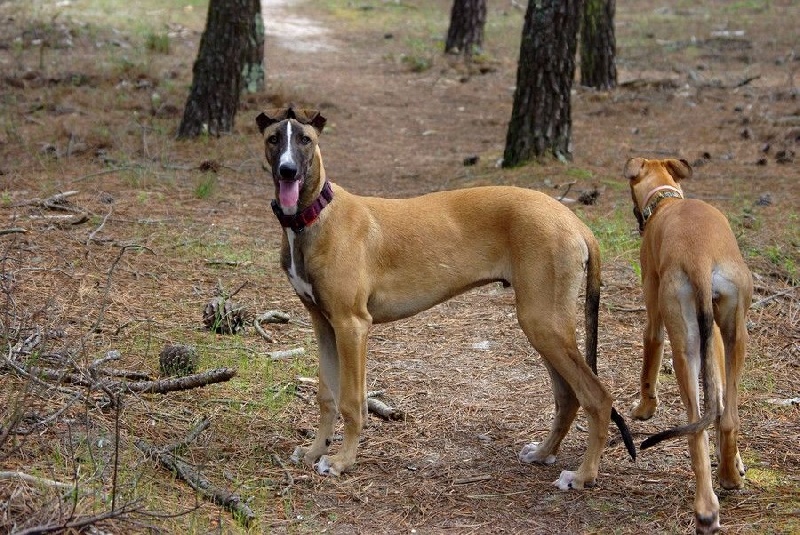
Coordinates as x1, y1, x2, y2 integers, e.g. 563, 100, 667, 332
755, 193, 772, 206
776, 149, 795, 164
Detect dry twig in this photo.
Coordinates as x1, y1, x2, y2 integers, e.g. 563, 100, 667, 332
367, 395, 406, 421
268, 348, 305, 360
136, 420, 255, 526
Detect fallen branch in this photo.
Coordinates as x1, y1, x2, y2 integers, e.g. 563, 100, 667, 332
557, 181, 576, 202
136, 431, 255, 526
267, 348, 305, 361
367, 395, 405, 421
254, 310, 291, 342
453, 474, 492, 485
96, 368, 153, 381
0, 470, 76, 490
8, 360, 234, 396
13, 501, 142, 535
87, 205, 113, 245
164, 417, 211, 453
752, 287, 797, 308
12, 190, 80, 208
119, 367, 236, 394
271, 454, 294, 496
0, 227, 27, 235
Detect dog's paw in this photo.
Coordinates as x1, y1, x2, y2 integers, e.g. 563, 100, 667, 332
735, 452, 747, 477
290, 446, 306, 464
553, 470, 594, 490
631, 399, 657, 421
518, 442, 556, 465
695, 510, 721, 534
314, 455, 343, 476
315, 455, 332, 475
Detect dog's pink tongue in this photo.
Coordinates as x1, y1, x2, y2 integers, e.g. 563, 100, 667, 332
278, 180, 300, 210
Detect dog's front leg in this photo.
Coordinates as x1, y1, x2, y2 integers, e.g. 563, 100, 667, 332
633, 276, 665, 421
292, 309, 339, 469
315, 314, 370, 476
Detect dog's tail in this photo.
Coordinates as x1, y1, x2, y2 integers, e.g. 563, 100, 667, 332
641, 283, 722, 450
584, 236, 601, 375
584, 235, 637, 461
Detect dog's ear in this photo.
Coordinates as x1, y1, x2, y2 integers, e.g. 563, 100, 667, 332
292, 108, 326, 133
664, 158, 692, 182
256, 108, 287, 134
307, 111, 327, 133
623, 158, 646, 181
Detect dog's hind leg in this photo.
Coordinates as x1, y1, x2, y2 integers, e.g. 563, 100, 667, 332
664, 290, 720, 533
293, 309, 339, 468
714, 278, 750, 490
516, 302, 612, 489
518, 360, 579, 466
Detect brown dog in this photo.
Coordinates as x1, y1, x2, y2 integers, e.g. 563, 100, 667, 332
624, 158, 752, 534
256, 106, 633, 489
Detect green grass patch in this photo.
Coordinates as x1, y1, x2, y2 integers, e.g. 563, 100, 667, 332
194, 173, 216, 199
144, 31, 170, 54
581, 206, 641, 266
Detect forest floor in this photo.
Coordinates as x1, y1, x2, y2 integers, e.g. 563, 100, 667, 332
0, 0, 798, 533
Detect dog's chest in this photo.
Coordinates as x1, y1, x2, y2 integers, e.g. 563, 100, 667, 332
283, 230, 316, 304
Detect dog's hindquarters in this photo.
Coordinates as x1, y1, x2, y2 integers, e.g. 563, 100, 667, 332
513, 225, 614, 488
640, 266, 726, 531
641, 269, 721, 446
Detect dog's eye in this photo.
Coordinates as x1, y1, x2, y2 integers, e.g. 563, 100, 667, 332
299, 135, 312, 145
267, 134, 279, 144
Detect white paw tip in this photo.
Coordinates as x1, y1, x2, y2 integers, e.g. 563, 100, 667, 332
554, 470, 577, 490
518, 442, 556, 465
315, 456, 332, 475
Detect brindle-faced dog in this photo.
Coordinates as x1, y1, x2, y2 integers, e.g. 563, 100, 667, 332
624, 157, 753, 534
256, 106, 633, 490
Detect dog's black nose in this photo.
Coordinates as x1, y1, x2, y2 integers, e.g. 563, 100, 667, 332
279, 162, 298, 180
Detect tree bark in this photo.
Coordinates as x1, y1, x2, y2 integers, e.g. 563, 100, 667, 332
177, 0, 264, 138
503, 0, 583, 166
580, 0, 617, 89
444, 0, 487, 58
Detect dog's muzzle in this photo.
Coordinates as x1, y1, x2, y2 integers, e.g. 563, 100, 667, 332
278, 161, 299, 181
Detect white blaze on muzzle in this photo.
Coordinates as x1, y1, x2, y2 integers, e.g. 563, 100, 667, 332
277, 120, 302, 213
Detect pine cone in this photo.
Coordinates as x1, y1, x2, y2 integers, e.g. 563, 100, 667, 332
159, 344, 198, 377
202, 296, 245, 334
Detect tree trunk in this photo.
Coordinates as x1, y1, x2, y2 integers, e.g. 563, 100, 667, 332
580, 0, 616, 89
177, 0, 264, 139
444, 0, 487, 58
503, 0, 583, 166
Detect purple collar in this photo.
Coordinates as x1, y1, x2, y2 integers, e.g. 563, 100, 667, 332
271, 181, 334, 232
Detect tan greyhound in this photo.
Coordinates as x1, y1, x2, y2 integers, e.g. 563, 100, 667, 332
624, 157, 752, 534
256, 106, 634, 490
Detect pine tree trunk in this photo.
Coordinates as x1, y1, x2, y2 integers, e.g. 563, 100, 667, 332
580, 0, 616, 89
503, 0, 583, 166
177, 0, 263, 138
444, 0, 487, 57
